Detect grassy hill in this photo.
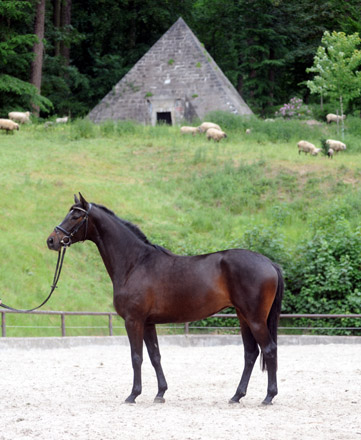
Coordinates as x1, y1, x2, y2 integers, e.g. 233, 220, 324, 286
1, 116, 360, 335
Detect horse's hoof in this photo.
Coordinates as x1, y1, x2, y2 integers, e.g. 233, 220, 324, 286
154, 396, 165, 403
124, 396, 136, 404
262, 399, 273, 406
228, 398, 239, 404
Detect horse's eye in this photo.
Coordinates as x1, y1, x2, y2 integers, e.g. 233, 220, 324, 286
70, 211, 81, 220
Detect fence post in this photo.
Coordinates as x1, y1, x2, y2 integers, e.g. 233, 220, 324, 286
61, 314, 66, 337
185, 322, 189, 335
1, 312, 5, 337
109, 314, 113, 336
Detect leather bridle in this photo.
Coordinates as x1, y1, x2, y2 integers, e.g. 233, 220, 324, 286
0, 204, 92, 313
55, 204, 92, 247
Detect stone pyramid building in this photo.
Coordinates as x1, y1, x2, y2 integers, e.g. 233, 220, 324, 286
88, 17, 252, 125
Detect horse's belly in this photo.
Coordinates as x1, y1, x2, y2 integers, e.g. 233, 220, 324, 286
149, 283, 232, 324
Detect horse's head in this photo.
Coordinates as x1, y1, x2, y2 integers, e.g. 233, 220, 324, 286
47, 193, 92, 251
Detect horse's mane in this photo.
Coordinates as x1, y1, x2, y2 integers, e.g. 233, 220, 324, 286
93, 203, 172, 255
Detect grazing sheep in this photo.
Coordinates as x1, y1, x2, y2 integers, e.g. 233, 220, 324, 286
245, 128, 252, 134
206, 127, 227, 142
327, 148, 334, 159
297, 140, 321, 156
56, 116, 69, 123
0, 118, 20, 133
198, 122, 221, 133
180, 126, 199, 136
326, 113, 346, 124
8, 111, 30, 124
325, 139, 346, 152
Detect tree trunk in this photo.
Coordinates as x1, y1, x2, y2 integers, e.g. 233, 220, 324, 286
60, 0, 72, 65
237, 75, 243, 95
128, 0, 137, 49
53, 0, 61, 57
340, 95, 345, 140
268, 48, 275, 107
30, 0, 46, 115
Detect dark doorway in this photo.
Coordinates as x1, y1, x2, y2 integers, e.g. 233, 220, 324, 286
157, 112, 172, 125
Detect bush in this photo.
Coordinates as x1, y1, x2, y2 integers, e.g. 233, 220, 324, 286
250, 118, 324, 144
204, 110, 255, 131
69, 118, 97, 139
284, 217, 361, 334
275, 97, 312, 119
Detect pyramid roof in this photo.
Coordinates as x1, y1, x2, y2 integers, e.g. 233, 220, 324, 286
88, 17, 252, 124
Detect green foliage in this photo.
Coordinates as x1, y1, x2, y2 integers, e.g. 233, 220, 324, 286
284, 216, 361, 334
69, 118, 97, 139
205, 110, 255, 131
0, 0, 52, 113
41, 56, 89, 116
0, 74, 53, 114
307, 31, 361, 111
237, 225, 290, 267
206, 111, 326, 144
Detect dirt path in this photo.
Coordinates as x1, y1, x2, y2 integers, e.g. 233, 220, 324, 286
0, 343, 360, 440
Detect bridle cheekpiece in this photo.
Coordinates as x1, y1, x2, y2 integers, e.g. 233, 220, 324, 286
55, 204, 92, 247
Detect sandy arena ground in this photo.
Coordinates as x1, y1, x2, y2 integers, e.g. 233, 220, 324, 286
0, 340, 360, 440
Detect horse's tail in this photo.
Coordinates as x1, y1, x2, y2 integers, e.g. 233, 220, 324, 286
261, 262, 284, 371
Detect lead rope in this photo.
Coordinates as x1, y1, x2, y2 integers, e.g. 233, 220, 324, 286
0, 246, 67, 313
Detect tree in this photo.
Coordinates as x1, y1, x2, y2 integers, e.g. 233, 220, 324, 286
30, 0, 46, 112
306, 31, 361, 119
0, 0, 51, 114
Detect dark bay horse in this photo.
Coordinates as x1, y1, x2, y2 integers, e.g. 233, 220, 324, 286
47, 194, 284, 405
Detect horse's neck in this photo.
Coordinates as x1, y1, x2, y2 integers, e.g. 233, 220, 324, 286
89, 211, 144, 283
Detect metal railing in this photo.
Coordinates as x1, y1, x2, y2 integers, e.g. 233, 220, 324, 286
1, 310, 361, 337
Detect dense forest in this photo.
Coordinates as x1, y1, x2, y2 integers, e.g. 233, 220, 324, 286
1, 0, 361, 118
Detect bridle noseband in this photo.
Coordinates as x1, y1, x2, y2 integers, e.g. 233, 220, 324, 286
0, 203, 93, 313
55, 204, 92, 247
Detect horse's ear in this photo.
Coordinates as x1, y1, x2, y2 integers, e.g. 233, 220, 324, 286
74, 194, 80, 204
79, 192, 89, 209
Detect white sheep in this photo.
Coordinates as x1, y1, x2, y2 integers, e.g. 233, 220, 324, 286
245, 128, 252, 134
0, 118, 20, 133
56, 116, 69, 123
297, 140, 321, 156
198, 122, 222, 133
327, 148, 334, 159
326, 113, 346, 124
180, 126, 199, 136
206, 128, 227, 142
8, 111, 30, 124
325, 139, 346, 152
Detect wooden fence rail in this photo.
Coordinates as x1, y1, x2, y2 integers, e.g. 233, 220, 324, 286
1, 310, 361, 337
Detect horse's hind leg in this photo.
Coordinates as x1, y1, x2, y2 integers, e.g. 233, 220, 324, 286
249, 322, 278, 405
144, 323, 168, 403
230, 321, 259, 404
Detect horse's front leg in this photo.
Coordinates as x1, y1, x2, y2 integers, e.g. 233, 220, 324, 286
144, 323, 168, 403
124, 318, 144, 403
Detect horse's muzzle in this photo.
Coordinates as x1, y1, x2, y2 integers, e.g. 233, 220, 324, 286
47, 232, 61, 251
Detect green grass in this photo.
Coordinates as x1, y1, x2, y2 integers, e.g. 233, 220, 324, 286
1, 117, 360, 335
